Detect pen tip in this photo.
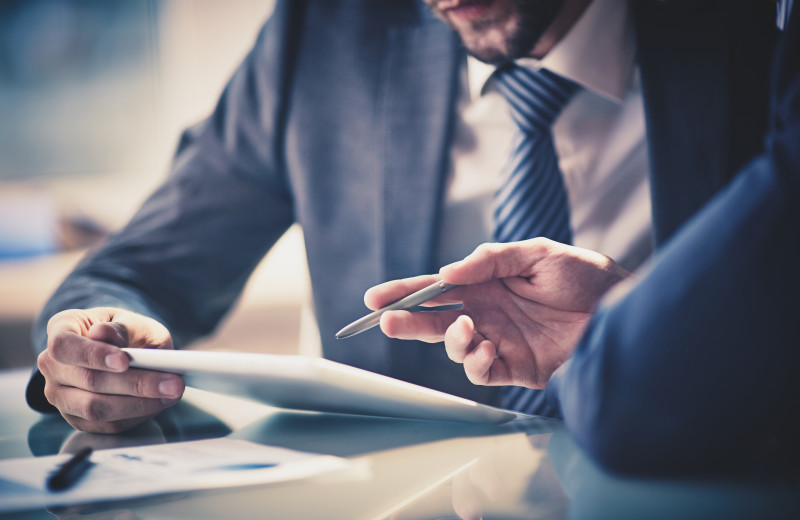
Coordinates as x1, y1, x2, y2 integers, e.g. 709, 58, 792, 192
336, 329, 357, 339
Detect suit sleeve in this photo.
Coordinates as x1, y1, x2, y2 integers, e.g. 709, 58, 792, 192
26, 0, 304, 412
547, 11, 800, 475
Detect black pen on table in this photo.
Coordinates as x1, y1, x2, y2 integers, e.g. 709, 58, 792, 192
336, 280, 458, 339
47, 446, 94, 492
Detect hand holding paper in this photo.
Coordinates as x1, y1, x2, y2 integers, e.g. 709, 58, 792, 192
38, 307, 184, 433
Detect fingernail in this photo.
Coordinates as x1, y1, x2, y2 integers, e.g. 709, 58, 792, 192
105, 354, 125, 370
161, 398, 179, 406
158, 379, 181, 397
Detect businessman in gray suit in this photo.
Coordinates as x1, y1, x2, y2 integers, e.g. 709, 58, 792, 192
27, 0, 778, 433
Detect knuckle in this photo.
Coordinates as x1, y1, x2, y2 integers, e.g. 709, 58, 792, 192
134, 397, 155, 419
445, 345, 464, 363
473, 242, 496, 258
36, 351, 52, 375
82, 396, 107, 422
134, 376, 148, 397
466, 370, 483, 385
464, 357, 490, 386
529, 236, 553, 255
47, 333, 67, 359
46, 310, 70, 333
42, 383, 59, 407
82, 369, 101, 391
88, 342, 120, 370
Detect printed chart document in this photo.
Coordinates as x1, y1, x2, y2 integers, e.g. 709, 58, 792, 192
123, 348, 517, 424
0, 438, 350, 512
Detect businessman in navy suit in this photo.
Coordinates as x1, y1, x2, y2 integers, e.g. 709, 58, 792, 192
27, 0, 781, 433
367, 2, 800, 474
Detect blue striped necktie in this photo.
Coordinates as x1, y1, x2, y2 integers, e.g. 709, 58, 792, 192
493, 65, 580, 416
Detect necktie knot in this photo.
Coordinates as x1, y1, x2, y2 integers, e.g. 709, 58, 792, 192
493, 65, 580, 134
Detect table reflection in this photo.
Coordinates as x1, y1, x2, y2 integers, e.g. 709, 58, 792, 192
7, 372, 800, 520
27, 399, 232, 457
548, 430, 800, 520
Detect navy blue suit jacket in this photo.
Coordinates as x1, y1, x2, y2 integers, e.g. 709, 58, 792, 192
26, 1, 780, 415
549, 4, 800, 475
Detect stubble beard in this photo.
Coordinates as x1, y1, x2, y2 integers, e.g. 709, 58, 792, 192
435, 0, 566, 65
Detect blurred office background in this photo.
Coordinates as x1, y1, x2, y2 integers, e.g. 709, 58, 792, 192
0, 0, 309, 368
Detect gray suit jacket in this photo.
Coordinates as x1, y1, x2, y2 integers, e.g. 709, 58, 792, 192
26, 0, 777, 413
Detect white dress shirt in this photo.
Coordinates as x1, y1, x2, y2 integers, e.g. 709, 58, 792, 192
436, 0, 652, 272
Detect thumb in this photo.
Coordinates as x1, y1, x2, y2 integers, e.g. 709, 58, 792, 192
87, 321, 129, 348
88, 310, 173, 350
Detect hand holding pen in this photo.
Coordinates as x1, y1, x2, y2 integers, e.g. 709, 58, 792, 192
352, 239, 631, 388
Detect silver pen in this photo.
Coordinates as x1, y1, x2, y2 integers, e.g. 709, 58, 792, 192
336, 280, 458, 339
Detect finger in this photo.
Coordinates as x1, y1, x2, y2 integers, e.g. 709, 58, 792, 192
439, 238, 557, 285
87, 321, 128, 348
109, 311, 173, 350
45, 331, 129, 373
463, 340, 498, 385
61, 407, 172, 435
46, 383, 178, 428
47, 308, 113, 338
45, 361, 184, 400
379, 308, 463, 343
444, 315, 477, 363
364, 274, 440, 310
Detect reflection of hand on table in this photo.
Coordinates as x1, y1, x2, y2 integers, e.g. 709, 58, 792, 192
50, 506, 141, 520
60, 420, 167, 454
450, 433, 568, 520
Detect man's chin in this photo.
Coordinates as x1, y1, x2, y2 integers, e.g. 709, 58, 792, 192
430, 0, 566, 65
460, 32, 514, 65
466, 46, 511, 66
445, 11, 523, 64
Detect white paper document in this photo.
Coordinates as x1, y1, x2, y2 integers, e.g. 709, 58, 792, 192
0, 438, 350, 512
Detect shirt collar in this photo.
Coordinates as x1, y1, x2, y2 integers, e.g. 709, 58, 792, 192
468, 0, 634, 104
